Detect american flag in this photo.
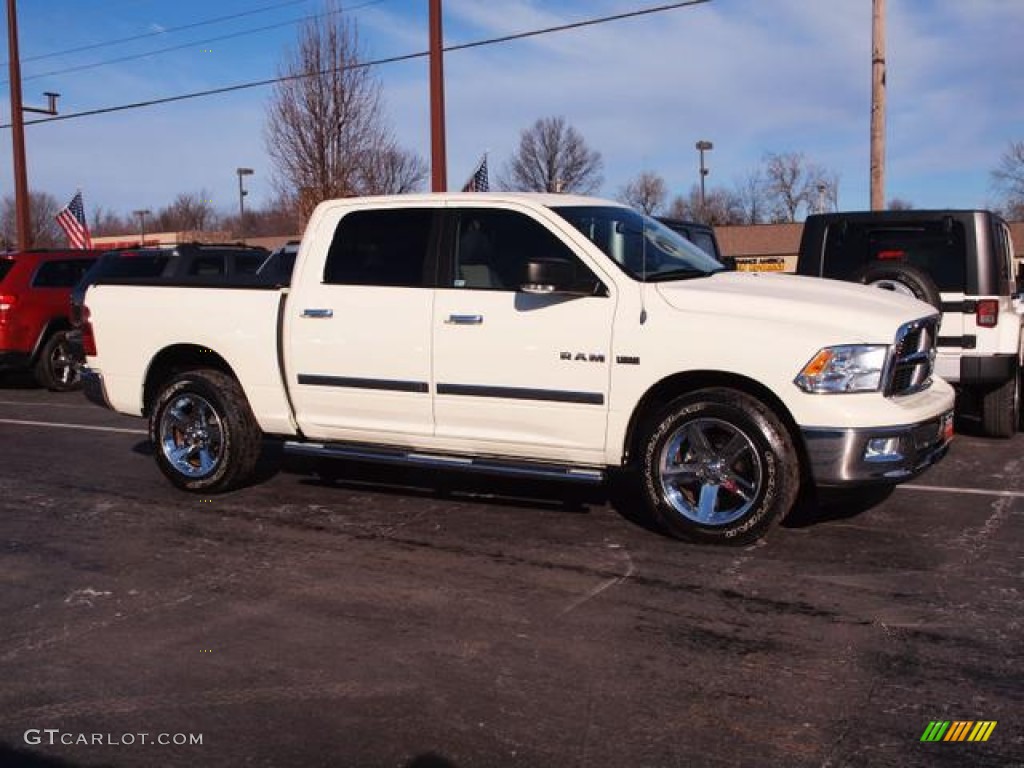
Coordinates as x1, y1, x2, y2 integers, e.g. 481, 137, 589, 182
55, 191, 93, 249
461, 154, 489, 192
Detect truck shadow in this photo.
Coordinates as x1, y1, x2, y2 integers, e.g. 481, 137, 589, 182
132, 440, 895, 535
782, 484, 895, 529
285, 453, 607, 517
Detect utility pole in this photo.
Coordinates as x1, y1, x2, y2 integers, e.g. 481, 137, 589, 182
7, 0, 30, 250
870, 0, 886, 210
6, 0, 59, 251
428, 0, 447, 192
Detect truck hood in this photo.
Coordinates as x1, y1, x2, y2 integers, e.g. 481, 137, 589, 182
655, 272, 936, 342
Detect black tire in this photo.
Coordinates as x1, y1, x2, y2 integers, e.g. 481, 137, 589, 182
33, 331, 80, 392
854, 263, 942, 310
149, 369, 262, 492
979, 369, 1019, 438
638, 388, 800, 545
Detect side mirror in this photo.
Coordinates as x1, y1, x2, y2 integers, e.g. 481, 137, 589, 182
521, 258, 576, 294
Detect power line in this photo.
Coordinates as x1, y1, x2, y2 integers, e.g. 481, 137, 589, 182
7, 0, 390, 86
0, 0, 710, 130
13, 0, 313, 66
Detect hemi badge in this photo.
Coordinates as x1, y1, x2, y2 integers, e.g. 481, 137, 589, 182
616, 356, 640, 365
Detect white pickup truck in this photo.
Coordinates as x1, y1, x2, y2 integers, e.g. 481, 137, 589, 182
80, 193, 955, 544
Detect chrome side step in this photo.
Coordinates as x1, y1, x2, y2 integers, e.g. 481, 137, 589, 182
283, 440, 605, 485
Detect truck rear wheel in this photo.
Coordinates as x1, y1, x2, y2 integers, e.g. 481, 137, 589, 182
979, 369, 1019, 438
149, 369, 262, 492
638, 389, 800, 545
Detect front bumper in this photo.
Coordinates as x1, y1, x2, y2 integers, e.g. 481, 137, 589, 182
80, 367, 112, 410
802, 409, 954, 486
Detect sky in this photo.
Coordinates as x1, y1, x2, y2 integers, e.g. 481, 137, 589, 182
1, 0, 1021, 226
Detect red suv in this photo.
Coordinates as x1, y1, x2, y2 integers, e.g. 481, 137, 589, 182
0, 249, 103, 390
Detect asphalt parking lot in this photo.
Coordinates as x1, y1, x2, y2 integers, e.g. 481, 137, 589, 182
0, 380, 1021, 768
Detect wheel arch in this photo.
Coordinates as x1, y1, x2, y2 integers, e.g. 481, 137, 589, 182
142, 344, 239, 417
621, 370, 808, 476
29, 317, 72, 363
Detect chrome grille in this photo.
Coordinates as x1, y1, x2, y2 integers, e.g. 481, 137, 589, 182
885, 317, 938, 396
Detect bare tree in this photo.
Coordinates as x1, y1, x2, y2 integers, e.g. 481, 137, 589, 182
357, 146, 428, 195
156, 191, 217, 232
992, 140, 1024, 218
887, 197, 914, 210
91, 206, 128, 237
733, 169, 767, 225
223, 192, 303, 239
666, 185, 744, 225
1, 191, 63, 248
762, 152, 807, 222
761, 152, 839, 222
617, 171, 667, 214
501, 116, 603, 194
265, 1, 424, 220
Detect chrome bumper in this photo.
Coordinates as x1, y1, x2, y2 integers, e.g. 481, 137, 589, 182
80, 367, 112, 410
802, 409, 954, 486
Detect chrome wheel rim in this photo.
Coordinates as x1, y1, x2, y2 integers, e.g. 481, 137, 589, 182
159, 394, 224, 478
868, 278, 916, 299
658, 417, 763, 526
49, 338, 77, 386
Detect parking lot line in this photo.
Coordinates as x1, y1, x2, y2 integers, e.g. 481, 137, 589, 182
0, 418, 147, 435
900, 483, 1024, 499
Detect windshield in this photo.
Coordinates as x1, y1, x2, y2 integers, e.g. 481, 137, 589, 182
552, 205, 725, 282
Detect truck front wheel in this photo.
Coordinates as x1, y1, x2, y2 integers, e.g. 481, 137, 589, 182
149, 369, 262, 492
639, 389, 800, 545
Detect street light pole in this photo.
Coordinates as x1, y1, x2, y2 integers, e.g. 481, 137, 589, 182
237, 167, 254, 241
133, 209, 151, 245
695, 140, 713, 222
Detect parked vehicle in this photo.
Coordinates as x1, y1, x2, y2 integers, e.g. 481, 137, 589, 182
655, 218, 723, 262
796, 210, 1021, 437
0, 249, 103, 390
79, 194, 954, 545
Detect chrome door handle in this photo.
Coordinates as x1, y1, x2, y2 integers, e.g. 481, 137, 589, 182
445, 314, 483, 325
302, 308, 334, 318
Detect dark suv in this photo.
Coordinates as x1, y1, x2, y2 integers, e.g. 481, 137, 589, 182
796, 210, 1021, 436
0, 249, 103, 390
656, 218, 723, 262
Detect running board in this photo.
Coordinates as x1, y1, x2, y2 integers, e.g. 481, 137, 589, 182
283, 441, 605, 485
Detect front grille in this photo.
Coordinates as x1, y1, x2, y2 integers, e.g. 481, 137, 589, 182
885, 317, 938, 396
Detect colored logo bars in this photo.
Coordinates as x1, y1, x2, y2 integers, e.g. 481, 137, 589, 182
920, 721, 997, 742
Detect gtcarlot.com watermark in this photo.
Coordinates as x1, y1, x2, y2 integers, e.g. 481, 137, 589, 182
25, 729, 203, 747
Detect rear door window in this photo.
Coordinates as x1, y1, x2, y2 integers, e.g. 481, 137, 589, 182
822, 221, 967, 292
0, 259, 13, 283
323, 208, 436, 287
32, 259, 96, 288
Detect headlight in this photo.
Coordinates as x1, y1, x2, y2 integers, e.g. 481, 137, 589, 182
795, 345, 889, 393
